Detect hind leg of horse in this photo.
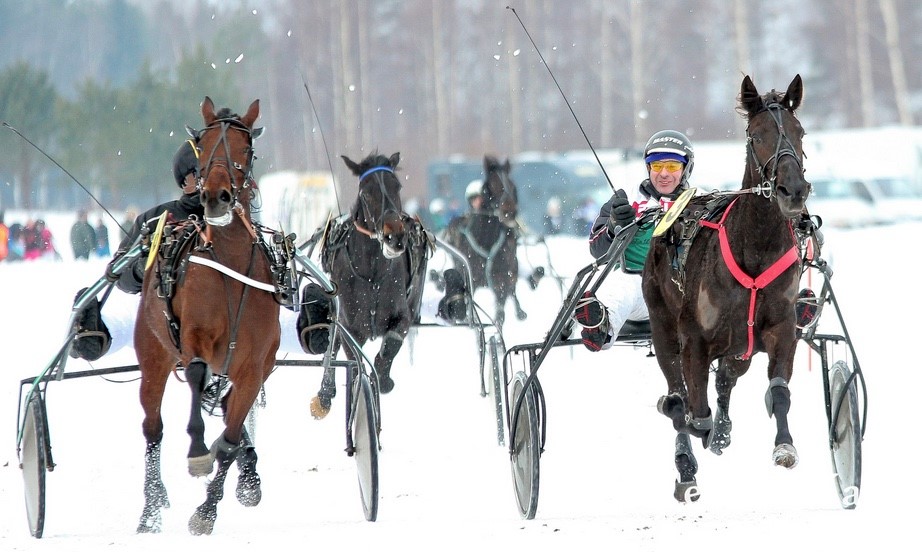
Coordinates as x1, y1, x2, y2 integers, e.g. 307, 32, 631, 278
185, 358, 214, 476
375, 330, 406, 394
137, 353, 173, 533
188, 436, 238, 536
709, 357, 752, 455
765, 343, 798, 468
220, 374, 267, 508
511, 290, 527, 321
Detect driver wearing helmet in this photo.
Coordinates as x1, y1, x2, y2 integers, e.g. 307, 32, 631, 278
70, 139, 204, 361
465, 179, 484, 212
105, 139, 204, 294
575, 129, 694, 351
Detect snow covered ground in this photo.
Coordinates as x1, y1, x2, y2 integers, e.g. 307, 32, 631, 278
0, 216, 917, 551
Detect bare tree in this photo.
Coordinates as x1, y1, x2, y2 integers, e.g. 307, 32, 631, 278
879, 0, 913, 125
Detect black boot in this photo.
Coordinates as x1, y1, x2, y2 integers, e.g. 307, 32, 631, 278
70, 288, 112, 361
297, 283, 332, 355
437, 268, 468, 323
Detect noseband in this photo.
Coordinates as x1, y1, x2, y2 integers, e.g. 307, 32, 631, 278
197, 118, 257, 207
746, 103, 803, 199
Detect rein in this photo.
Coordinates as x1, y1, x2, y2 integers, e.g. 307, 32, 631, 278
699, 198, 798, 360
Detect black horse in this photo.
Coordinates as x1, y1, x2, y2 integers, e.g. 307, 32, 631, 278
642, 74, 810, 502
310, 152, 430, 417
443, 155, 525, 330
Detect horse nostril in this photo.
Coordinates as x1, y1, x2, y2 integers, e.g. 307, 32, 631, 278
220, 190, 232, 204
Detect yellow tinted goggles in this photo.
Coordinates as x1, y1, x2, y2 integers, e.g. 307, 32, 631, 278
649, 161, 684, 173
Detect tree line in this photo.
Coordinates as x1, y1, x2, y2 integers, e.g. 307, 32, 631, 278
1, 0, 920, 211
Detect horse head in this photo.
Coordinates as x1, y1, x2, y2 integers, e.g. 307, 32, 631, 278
482, 155, 518, 227
342, 151, 407, 259
739, 74, 810, 219
188, 97, 262, 227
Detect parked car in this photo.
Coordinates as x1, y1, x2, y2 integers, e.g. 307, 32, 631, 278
860, 177, 922, 223
806, 178, 885, 229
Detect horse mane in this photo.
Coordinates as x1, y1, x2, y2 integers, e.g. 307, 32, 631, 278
214, 107, 239, 120
357, 151, 398, 173
736, 87, 790, 118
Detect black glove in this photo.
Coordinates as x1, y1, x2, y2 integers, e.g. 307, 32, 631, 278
606, 190, 635, 235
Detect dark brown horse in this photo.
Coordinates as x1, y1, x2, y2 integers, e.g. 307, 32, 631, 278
311, 152, 430, 417
443, 155, 525, 330
134, 97, 280, 534
642, 75, 810, 502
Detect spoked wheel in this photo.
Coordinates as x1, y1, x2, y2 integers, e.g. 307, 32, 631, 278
828, 360, 862, 509
20, 392, 48, 538
352, 371, 380, 521
489, 335, 505, 446
509, 371, 540, 519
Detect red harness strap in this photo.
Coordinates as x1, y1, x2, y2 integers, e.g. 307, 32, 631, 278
699, 198, 798, 360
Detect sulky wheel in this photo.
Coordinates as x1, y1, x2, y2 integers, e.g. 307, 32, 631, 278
21, 392, 49, 538
510, 371, 540, 519
352, 371, 380, 521
828, 360, 862, 509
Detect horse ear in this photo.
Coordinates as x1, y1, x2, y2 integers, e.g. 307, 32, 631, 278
503, 158, 511, 172
252, 127, 264, 140
185, 125, 200, 140
739, 75, 762, 116
784, 74, 803, 111
202, 96, 216, 124
341, 155, 361, 175
242, 99, 260, 129
388, 152, 400, 168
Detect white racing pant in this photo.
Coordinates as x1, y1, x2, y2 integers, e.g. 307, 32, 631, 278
593, 269, 648, 343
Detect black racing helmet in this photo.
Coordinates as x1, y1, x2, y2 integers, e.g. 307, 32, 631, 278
172, 139, 200, 188
643, 130, 694, 188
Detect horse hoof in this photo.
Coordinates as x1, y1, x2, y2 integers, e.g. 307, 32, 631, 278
772, 443, 799, 469
657, 394, 684, 420
516, 311, 527, 321
236, 470, 262, 507
237, 483, 262, 507
674, 479, 700, 503
188, 513, 215, 536
310, 395, 331, 420
379, 375, 395, 394
187, 453, 215, 477
136, 512, 163, 534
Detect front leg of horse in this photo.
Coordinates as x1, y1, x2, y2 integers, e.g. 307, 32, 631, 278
765, 377, 798, 468
674, 433, 700, 503
188, 435, 238, 536
375, 330, 406, 394
311, 363, 337, 419
185, 359, 214, 476
137, 439, 171, 533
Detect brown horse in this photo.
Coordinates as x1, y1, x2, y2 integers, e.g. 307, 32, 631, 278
134, 97, 280, 534
443, 155, 525, 330
642, 75, 810, 502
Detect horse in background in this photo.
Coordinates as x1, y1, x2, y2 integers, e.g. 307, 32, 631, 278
311, 151, 431, 417
134, 97, 279, 535
642, 74, 810, 502
443, 155, 526, 330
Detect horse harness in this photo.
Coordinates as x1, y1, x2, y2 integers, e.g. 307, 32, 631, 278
457, 212, 519, 292
150, 216, 296, 363
664, 101, 804, 360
